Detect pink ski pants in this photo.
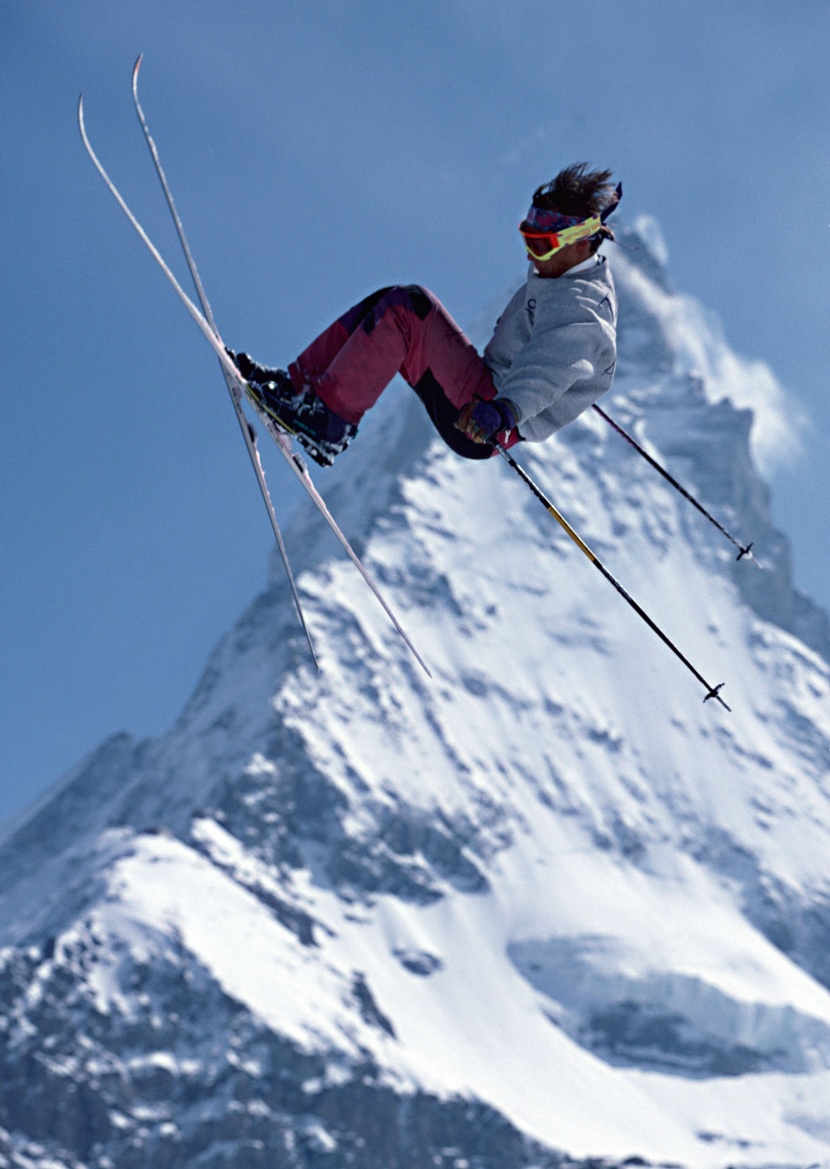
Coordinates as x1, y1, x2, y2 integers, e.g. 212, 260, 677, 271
287, 285, 517, 459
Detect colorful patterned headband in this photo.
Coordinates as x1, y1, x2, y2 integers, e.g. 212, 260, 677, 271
523, 207, 587, 232
523, 181, 623, 236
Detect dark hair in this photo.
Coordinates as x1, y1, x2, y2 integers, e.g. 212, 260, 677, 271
532, 162, 615, 218
531, 162, 617, 254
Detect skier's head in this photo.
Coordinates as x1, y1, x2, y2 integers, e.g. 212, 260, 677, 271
520, 163, 621, 276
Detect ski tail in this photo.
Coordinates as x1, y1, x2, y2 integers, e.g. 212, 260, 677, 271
259, 415, 433, 679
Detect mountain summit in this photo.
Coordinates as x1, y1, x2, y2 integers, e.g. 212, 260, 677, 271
2, 221, 830, 1169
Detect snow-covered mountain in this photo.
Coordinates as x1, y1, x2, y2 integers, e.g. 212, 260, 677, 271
2, 220, 830, 1169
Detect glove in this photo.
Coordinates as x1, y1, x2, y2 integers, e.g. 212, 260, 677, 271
455, 397, 520, 444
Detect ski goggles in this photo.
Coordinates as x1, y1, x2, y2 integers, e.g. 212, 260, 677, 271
519, 208, 602, 261
519, 183, 622, 261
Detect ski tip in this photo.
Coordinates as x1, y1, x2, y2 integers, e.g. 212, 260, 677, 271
132, 55, 144, 101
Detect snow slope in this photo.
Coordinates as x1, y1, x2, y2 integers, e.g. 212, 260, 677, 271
1, 219, 830, 1169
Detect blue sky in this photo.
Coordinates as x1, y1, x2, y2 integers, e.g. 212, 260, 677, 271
2, 1, 829, 825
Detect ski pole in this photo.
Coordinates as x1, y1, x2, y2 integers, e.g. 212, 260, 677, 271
592, 404, 753, 561
496, 444, 731, 712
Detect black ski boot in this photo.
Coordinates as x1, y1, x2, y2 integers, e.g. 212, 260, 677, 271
232, 353, 358, 467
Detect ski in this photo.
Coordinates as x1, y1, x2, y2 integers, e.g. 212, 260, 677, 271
78, 86, 431, 679
127, 59, 316, 669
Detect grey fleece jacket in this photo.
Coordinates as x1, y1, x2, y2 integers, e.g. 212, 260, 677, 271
483, 255, 617, 442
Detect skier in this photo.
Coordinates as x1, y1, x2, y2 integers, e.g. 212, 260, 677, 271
231, 163, 621, 466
